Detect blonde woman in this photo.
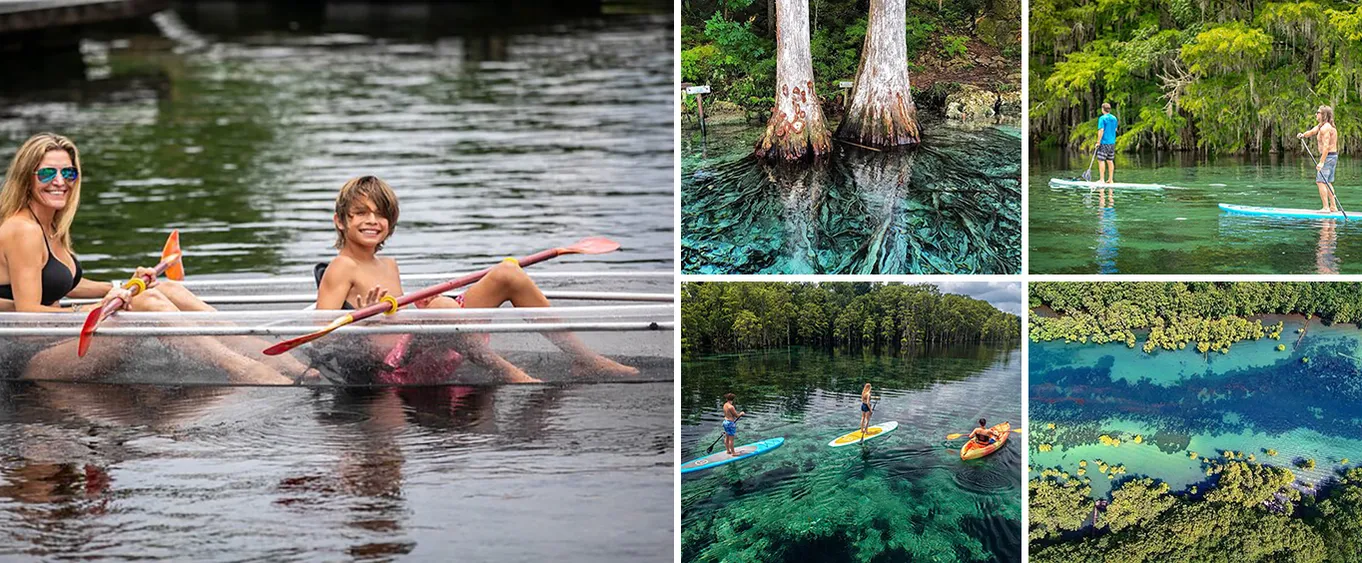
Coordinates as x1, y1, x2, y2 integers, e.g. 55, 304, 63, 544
859, 383, 873, 435
0, 132, 303, 384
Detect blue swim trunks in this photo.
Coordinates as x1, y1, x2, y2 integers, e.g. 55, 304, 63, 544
1318, 153, 1338, 183
723, 419, 737, 436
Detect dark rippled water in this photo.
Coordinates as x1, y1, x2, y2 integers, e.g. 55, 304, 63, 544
0, 381, 672, 560
680, 346, 1023, 563
0, 5, 673, 277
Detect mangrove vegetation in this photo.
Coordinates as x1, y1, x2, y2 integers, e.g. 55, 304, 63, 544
682, 282, 1021, 354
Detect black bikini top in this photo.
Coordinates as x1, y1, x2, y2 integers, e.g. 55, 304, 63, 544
0, 212, 82, 306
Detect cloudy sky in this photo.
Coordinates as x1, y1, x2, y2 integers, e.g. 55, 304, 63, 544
935, 281, 1023, 315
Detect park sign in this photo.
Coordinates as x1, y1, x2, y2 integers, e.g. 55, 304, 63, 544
686, 85, 710, 95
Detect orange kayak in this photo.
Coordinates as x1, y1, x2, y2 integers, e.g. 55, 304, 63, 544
960, 422, 1010, 460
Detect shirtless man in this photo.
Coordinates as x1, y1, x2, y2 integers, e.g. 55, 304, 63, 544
1299, 105, 1340, 213
722, 393, 744, 456
968, 418, 997, 446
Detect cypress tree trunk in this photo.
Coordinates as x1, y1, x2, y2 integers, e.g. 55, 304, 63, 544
755, 0, 832, 161
835, 0, 920, 147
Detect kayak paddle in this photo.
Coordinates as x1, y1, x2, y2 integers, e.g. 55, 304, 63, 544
261, 237, 620, 356
1301, 137, 1348, 220
946, 427, 1023, 440
78, 231, 184, 357
706, 413, 743, 454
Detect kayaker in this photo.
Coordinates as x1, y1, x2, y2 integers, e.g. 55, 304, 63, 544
313, 175, 638, 384
1298, 105, 1340, 213
968, 418, 997, 446
859, 383, 873, 436
1095, 103, 1118, 185
0, 132, 301, 384
723, 393, 744, 456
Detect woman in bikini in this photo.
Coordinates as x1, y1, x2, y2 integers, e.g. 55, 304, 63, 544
0, 132, 308, 384
859, 383, 873, 436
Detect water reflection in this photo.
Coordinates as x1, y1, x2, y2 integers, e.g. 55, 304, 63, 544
682, 122, 1020, 274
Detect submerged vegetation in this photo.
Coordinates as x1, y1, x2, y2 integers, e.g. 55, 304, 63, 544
1030, 282, 1362, 354
681, 282, 1020, 354
1031, 0, 1362, 154
1030, 464, 1362, 562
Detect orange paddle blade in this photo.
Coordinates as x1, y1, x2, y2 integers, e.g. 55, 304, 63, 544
561, 236, 619, 255
77, 301, 119, 357
161, 230, 184, 281
261, 314, 355, 356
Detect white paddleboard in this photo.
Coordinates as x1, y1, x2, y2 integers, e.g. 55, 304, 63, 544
828, 421, 899, 447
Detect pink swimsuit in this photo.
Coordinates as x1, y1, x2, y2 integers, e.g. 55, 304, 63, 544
376, 294, 484, 385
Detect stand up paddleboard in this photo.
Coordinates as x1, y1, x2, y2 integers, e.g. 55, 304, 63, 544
680, 437, 785, 474
828, 421, 899, 447
1049, 178, 1165, 190
1218, 203, 1349, 220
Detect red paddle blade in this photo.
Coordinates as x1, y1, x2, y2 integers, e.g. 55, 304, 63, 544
262, 314, 355, 356
560, 236, 619, 255
77, 300, 118, 357
161, 230, 184, 281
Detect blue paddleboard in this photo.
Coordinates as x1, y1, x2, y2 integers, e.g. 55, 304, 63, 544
680, 437, 785, 474
1219, 203, 1349, 220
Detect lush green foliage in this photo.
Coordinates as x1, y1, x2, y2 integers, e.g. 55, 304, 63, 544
1030, 282, 1362, 354
1030, 461, 1352, 562
682, 282, 1019, 354
1031, 0, 1362, 153
682, 0, 1022, 115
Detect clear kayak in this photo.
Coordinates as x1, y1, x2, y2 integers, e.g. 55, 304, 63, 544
1048, 178, 1165, 190
1218, 203, 1350, 220
3, 271, 674, 385
680, 437, 785, 474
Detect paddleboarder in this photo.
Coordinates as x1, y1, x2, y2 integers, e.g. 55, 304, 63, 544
1298, 105, 1340, 213
859, 383, 874, 436
723, 393, 744, 456
968, 418, 997, 446
1095, 103, 1118, 185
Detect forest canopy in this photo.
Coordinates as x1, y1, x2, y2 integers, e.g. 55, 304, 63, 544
1029, 282, 1362, 354
681, 0, 1021, 116
1030, 0, 1362, 154
682, 282, 1021, 354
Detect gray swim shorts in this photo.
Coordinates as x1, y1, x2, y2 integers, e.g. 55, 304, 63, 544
1096, 143, 1116, 162
1317, 153, 1338, 184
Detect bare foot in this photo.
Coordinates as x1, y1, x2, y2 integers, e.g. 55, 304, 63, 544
294, 367, 323, 385
572, 356, 639, 378
499, 364, 542, 384
1319, 208, 1332, 213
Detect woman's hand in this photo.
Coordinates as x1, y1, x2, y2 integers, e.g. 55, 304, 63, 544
131, 267, 160, 290
85, 284, 133, 313
353, 285, 391, 308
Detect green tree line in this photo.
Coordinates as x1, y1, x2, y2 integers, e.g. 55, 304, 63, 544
1031, 0, 1362, 154
1030, 282, 1362, 354
682, 0, 1020, 116
683, 282, 1021, 354
1030, 464, 1362, 562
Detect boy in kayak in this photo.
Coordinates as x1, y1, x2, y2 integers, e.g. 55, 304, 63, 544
314, 175, 637, 384
723, 393, 744, 456
1095, 103, 1118, 185
969, 418, 997, 446
859, 383, 873, 436
1298, 105, 1340, 213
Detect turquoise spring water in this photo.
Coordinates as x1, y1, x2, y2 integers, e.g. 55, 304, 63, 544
1030, 318, 1362, 498
1030, 148, 1362, 274
681, 345, 1022, 562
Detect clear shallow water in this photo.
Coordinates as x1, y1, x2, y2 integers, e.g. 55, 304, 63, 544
681, 346, 1023, 563
0, 8, 673, 277
681, 120, 1021, 274
1030, 319, 1362, 498
1030, 149, 1362, 274
0, 381, 672, 561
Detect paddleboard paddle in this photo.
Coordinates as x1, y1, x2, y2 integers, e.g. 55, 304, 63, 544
78, 231, 184, 357
261, 237, 620, 356
1080, 143, 1098, 183
1301, 138, 1348, 220
707, 413, 743, 454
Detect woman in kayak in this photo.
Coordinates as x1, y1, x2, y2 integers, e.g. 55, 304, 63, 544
969, 418, 997, 445
0, 132, 306, 383
858, 383, 873, 435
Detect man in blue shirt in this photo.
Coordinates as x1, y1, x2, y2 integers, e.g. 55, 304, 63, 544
1096, 103, 1118, 184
